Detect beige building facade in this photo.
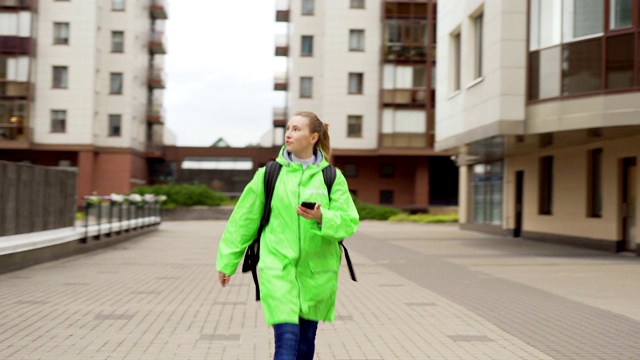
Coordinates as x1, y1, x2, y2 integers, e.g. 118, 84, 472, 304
436, 0, 640, 253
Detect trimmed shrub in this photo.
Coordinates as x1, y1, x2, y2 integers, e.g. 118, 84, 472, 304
388, 213, 459, 223
355, 200, 402, 220
131, 183, 228, 209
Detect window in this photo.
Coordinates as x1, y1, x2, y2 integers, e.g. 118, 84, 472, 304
380, 190, 394, 205
343, 164, 358, 177
112, 0, 125, 11
529, 0, 562, 50
562, 0, 604, 41
53, 23, 69, 45
52, 66, 68, 89
51, 110, 66, 133
301, 36, 313, 56
561, 39, 602, 95
451, 32, 461, 92
108, 114, 122, 136
606, 34, 633, 90
471, 162, 503, 225
587, 148, 603, 218
539, 156, 553, 215
473, 13, 483, 79
110, 73, 123, 94
111, 31, 124, 53
347, 115, 362, 138
302, 0, 314, 15
348, 73, 363, 94
350, 0, 364, 9
529, 46, 561, 100
610, 0, 632, 29
349, 30, 365, 51
380, 164, 395, 178
300, 77, 312, 98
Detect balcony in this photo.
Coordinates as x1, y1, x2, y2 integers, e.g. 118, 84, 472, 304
382, 89, 427, 105
0, 36, 32, 55
275, 0, 289, 22
273, 108, 287, 128
275, 34, 288, 57
384, 44, 427, 61
0, 0, 32, 9
274, 72, 288, 91
0, 121, 26, 142
147, 104, 164, 124
0, 81, 29, 100
150, 0, 168, 20
148, 31, 166, 55
148, 68, 165, 89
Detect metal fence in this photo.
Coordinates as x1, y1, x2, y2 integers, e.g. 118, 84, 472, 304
0, 160, 76, 237
80, 200, 162, 242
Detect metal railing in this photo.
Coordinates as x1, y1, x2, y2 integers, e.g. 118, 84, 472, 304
80, 195, 164, 242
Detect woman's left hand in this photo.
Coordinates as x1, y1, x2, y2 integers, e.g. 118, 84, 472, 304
297, 203, 323, 224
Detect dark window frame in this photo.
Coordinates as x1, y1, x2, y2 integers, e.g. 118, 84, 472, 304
380, 190, 394, 205
348, 72, 364, 94
108, 114, 122, 137
301, 35, 313, 56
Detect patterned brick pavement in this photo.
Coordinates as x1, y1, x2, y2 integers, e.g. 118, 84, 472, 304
1, 220, 640, 359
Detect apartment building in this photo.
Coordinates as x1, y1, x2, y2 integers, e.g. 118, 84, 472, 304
436, 0, 640, 254
0, 0, 169, 203
274, 0, 458, 209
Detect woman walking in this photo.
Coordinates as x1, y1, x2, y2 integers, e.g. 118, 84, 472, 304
216, 111, 360, 360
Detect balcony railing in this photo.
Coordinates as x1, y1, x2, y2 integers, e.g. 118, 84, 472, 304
384, 44, 427, 61
0, 0, 32, 8
148, 31, 166, 55
0, 123, 25, 141
150, 0, 168, 20
148, 68, 165, 89
273, 107, 287, 128
0, 81, 29, 99
275, 34, 288, 56
274, 72, 288, 91
275, 0, 289, 22
0, 36, 32, 55
382, 89, 428, 105
147, 104, 164, 124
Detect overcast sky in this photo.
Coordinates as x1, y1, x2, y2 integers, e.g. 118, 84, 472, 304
164, 1, 287, 147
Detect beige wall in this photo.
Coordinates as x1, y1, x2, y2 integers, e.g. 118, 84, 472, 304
505, 135, 640, 244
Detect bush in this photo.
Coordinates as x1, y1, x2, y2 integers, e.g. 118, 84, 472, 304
388, 213, 459, 223
131, 183, 228, 209
354, 200, 402, 220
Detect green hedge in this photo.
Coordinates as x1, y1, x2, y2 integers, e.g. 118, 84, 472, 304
354, 200, 402, 220
388, 213, 459, 223
131, 183, 228, 209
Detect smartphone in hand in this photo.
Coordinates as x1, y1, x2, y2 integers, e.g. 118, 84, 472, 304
301, 201, 316, 210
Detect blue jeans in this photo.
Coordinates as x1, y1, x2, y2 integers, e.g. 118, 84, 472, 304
273, 318, 319, 360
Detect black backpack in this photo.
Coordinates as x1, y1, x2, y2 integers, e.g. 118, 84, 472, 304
241, 161, 356, 301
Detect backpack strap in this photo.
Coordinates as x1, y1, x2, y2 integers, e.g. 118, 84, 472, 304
322, 165, 357, 282
241, 160, 281, 301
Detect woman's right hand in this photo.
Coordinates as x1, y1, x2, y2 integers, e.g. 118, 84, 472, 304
218, 272, 231, 287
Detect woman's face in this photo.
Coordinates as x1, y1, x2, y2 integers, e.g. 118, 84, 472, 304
285, 115, 318, 157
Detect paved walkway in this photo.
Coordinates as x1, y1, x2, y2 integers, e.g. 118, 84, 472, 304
2, 220, 640, 359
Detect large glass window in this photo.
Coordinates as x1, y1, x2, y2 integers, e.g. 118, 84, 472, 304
561, 39, 602, 95
301, 35, 313, 56
302, 0, 314, 15
300, 77, 312, 98
111, 31, 124, 53
108, 114, 121, 136
471, 161, 503, 225
562, 0, 604, 41
348, 73, 363, 94
347, 115, 362, 138
610, 0, 632, 29
110, 73, 123, 94
349, 30, 365, 51
606, 34, 633, 89
54, 23, 69, 45
51, 110, 66, 133
52, 66, 68, 89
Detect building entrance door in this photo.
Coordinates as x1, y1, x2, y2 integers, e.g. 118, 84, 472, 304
514, 171, 524, 237
621, 157, 637, 251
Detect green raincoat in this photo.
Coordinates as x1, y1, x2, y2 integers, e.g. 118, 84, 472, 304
216, 147, 360, 325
